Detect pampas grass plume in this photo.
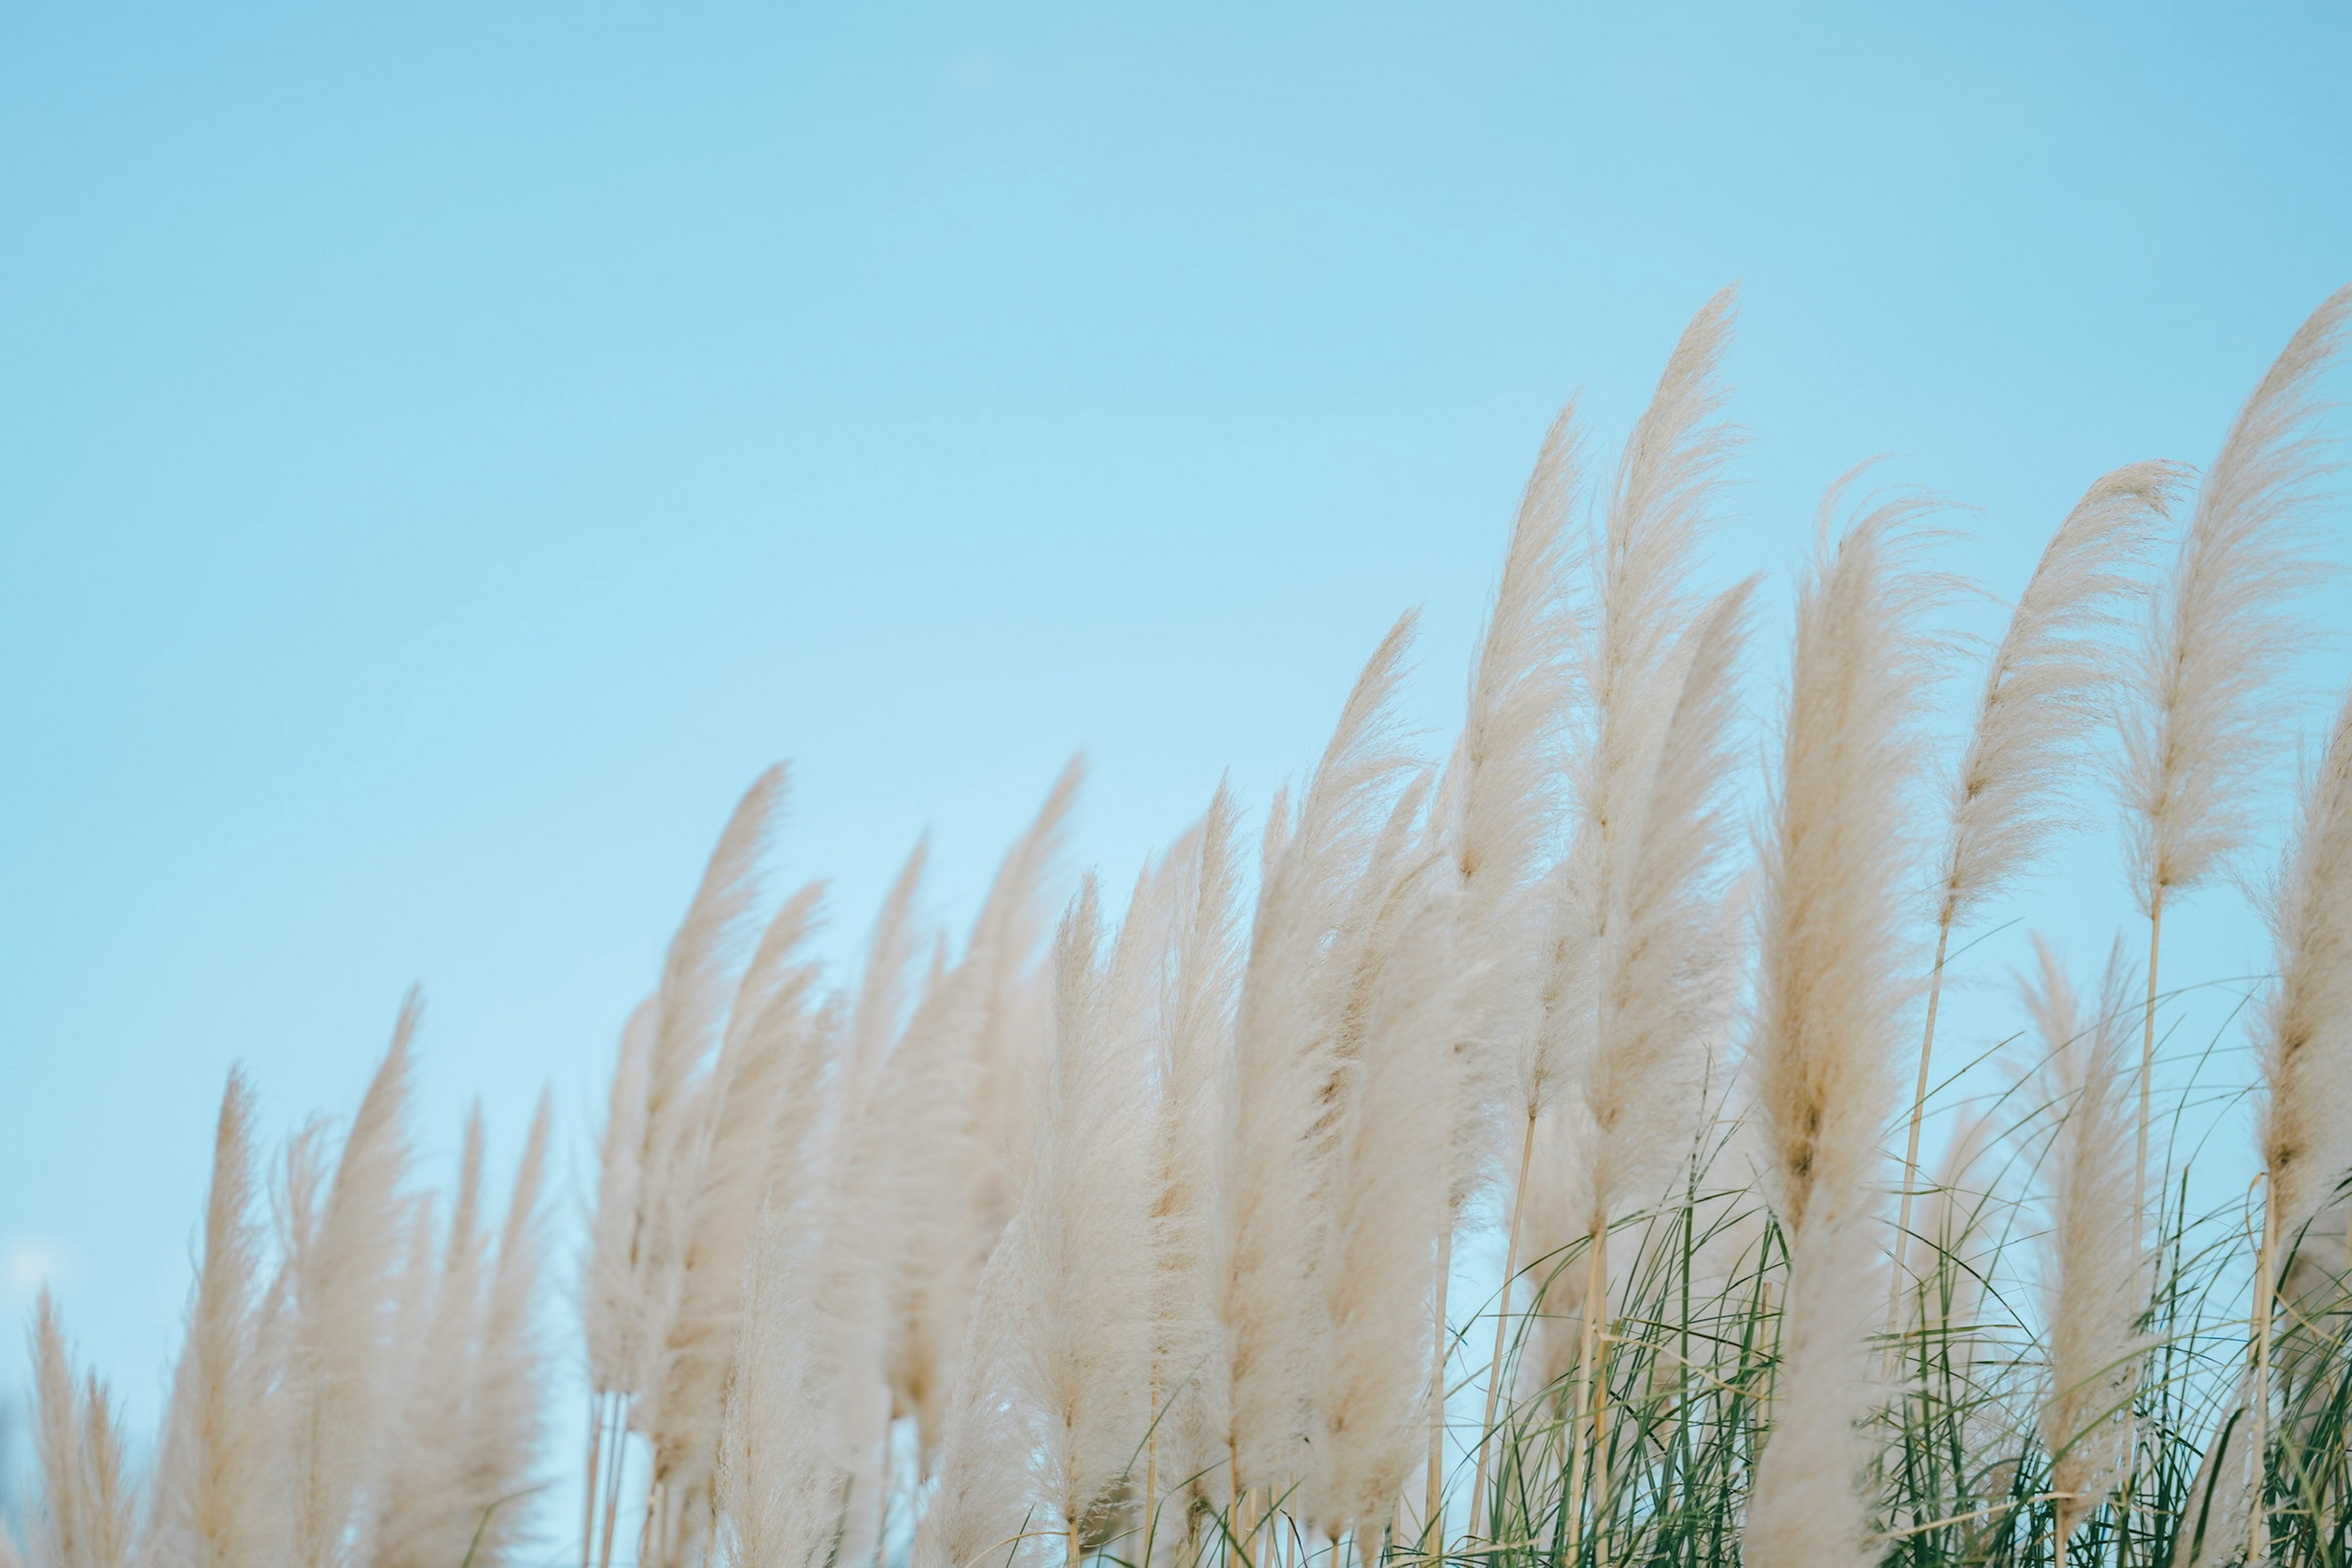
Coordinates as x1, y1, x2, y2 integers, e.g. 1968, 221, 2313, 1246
1744, 484, 1947, 1568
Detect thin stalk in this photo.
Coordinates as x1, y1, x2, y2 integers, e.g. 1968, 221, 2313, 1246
582, 1392, 605, 1568
1425, 1221, 1454, 1556
1470, 1112, 1540, 1539
1562, 1226, 1608, 1566
597, 1397, 627, 1568
2135, 895, 2165, 1228
1890, 916, 1955, 1331
2249, 1190, 2277, 1567
1144, 1382, 1159, 1568
1590, 1303, 1615, 1568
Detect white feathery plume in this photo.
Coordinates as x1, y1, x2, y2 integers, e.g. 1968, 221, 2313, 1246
460, 1092, 556, 1568
995, 876, 1161, 1563
584, 997, 657, 1405
1308, 861, 1460, 1544
1743, 486, 1947, 1568
2124, 286, 2349, 912
640, 880, 829, 1507
371, 1109, 491, 1568
909, 1244, 1033, 1568
617, 767, 790, 1412
2257, 680, 2352, 1247
1451, 396, 1583, 1156
1549, 581, 1755, 1547
1525, 288, 1744, 1543
715, 1179, 863, 1568
584, 766, 788, 1568
1942, 466, 2185, 933
149, 1070, 278, 1568
1576, 578, 1756, 1231
1893, 462, 2182, 1304
30, 1295, 135, 1568
2242, 681, 2352, 1562
878, 764, 1082, 1465
1434, 394, 1585, 1534
848, 837, 930, 1099
2122, 285, 2351, 1215
967, 759, 1087, 1219
281, 997, 421, 1568
1215, 614, 1423, 1500
1144, 786, 1245, 1543
831, 836, 932, 1545
2019, 940, 2143, 1566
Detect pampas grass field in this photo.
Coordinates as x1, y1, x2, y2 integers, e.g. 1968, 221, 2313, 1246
16, 281, 2352, 1568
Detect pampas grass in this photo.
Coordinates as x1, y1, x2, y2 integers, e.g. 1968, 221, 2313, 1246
2122, 285, 2352, 1215
1743, 484, 1947, 1568
148, 1072, 273, 1568
19, 281, 2352, 1568
1895, 464, 2182, 1301
2020, 941, 2144, 1568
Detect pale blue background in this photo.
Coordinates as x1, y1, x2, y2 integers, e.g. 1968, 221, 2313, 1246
2, 0, 2346, 1528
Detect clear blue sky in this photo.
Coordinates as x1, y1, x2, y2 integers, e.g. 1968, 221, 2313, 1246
2, 0, 2346, 1474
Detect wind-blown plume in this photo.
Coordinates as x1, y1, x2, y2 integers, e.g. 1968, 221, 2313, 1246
639, 880, 830, 1511
2258, 682, 2352, 1245
994, 877, 1161, 1561
877, 763, 1081, 1465
1214, 614, 1425, 1499
2240, 681, 2352, 1562
1143, 786, 1245, 1539
281, 997, 421, 1568
371, 1110, 492, 1568
1440, 391, 1585, 1532
715, 1183, 862, 1568
909, 1246, 1031, 1568
456, 1093, 556, 1568
2123, 287, 2349, 912
1308, 862, 1459, 1542
1744, 486, 1947, 1568
31, 1297, 135, 1568
1895, 463, 2181, 1299
1508, 288, 1745, 1542
2020, 940, 2143, 1564
149, 1071, 277, 1568
1945, 467, 2184, 931
1574, 578, 1755, 1232
595, 766, 788, 1412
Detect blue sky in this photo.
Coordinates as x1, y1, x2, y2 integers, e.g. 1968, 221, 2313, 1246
1, 0, 2346, 1478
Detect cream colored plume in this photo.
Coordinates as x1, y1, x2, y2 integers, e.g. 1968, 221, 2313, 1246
1306, 863, 1460, 1541
370, 1111, 492, 1568
279, 997, 422, 1568
31, 1295, 136, 1568
1941, 464, 2183, 930
876, 762, 1081, 1463
1447, 399, 1583, 1157
2122, 285, 2350, 911
639, 879, 830, 1503
1144, 785, 1245, 1529
1743, 485, 1947, 1568
2258, 681, 2352, 1242
461, 1093, 556, 1568
1214, 614, 1425, 1494
989, 875, 1166, 1557
2021, 940, 2144, 1552
149, 1071, 278, 1568
1574, 577, 1755, 1231
583, 767, 785, 1420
